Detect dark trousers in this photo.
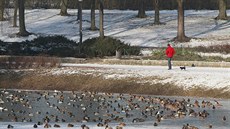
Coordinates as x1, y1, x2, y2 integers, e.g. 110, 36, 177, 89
168, 58, 172, 69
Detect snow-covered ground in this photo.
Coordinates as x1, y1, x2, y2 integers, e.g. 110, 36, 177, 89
1, 9, 229, 90
58, 63, 230, 90
1, 9, 230, 129
1, 9, 230, 48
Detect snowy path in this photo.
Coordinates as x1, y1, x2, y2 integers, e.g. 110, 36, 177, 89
60, 63, 230, 90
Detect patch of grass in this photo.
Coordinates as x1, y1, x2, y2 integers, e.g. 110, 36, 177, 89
0, 71, 229, 99
185, 86, 230, 99
149, 48, 203, 61
192, 44, 230, 54
0, 56, 60, 69
148, 47, 230, 62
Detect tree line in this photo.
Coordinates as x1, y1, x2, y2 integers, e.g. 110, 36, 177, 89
3, 0, 230, 10
0, 0, 229, 43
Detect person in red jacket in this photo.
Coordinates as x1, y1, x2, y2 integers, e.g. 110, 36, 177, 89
165, 44, 175, 70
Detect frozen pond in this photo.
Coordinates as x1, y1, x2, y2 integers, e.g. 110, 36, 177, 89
0, 89, 229, 129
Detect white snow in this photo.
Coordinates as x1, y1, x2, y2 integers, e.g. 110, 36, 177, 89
1, 9, 230, 47
57, 63, 230, 90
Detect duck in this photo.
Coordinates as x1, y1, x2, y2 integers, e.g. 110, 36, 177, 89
37, 121, 42, 125
33, 124, 38, 128
0, 106, 7, 112
201, 100, 206, 108
81, 124, 90, 129
67, 123, 74, 127
44, 123, 51, 128
7, 124, 14, 129
82, 115, 90, 122
198, 110, 209, 119
116, 126, 123, 129
194, 100, 200, 108
97, 122, 104, 127
105, 124, 113, 129
208, 124, 212, 128
118, 122, 126, 127
212, 105, 216, 110
222, 116, 227, 121
132, 118, 145, 123
214, 100, 223, 107
183, 123, 199, 129
0, 98, 4, 103
54, 124, 61, 128
188, 109, 197, 117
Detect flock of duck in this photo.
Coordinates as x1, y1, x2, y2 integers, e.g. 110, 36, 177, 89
0, 89, 228, 129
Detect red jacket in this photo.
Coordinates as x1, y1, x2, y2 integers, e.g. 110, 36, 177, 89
165, 45, 175, 58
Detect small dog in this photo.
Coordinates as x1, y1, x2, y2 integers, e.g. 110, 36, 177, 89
191, 64, 195, 67
180, 66, 186, 70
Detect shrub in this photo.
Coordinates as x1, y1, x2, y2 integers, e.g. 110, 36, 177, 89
0, 36, 78, 57
173, 47, 203, 61
192, 44, 230, 54
0, 36, 140, 58
151, 48, 203, 61
24, 36, 77, 57
79, 37, 141, 57
149, 47, 230, 62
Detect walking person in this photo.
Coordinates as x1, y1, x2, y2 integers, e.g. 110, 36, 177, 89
165, 44, 175, 70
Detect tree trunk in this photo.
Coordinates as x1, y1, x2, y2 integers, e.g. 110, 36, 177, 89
60, 0, 68, 16
176, 0, 189, 42
0, 0, 5, 21
18, 0, 30, 36
77, 1, 80, 20
216, 0, 228, 20
154, 0, 160, 24
137, 0, 146, 18
79, 0, 82, 44
13, 0, 18, 27
99, 0, 104, 39
90, 0, 97, 30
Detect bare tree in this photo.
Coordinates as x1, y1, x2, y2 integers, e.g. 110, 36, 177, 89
175, 0, 189, 42
18, 0, 30, 36
99, 0, 104, 38
90, 0, 97, 30
77, 1, 80, 20
137, 0, 146, 18
60, 0, 68, 16
216, 0, 228, 20
0, 0, 5, 21
153, 0, 163, 25
13, 0, 18, 27
79, 0, 83, 44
